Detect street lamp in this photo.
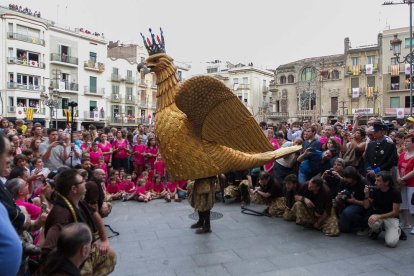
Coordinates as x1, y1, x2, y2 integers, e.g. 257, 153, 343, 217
383, 0, 414, 116
41, 86, 61, 128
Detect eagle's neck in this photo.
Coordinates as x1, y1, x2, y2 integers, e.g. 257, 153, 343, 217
155, 63, 179, 112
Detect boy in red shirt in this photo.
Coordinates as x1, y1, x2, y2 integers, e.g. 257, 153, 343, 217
106, 175, 121, 200
165, 181, 181, 202
119, 174, 136, 201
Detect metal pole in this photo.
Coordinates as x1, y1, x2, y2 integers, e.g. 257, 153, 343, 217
49, 107, 53, 128
410, 0, 413, 116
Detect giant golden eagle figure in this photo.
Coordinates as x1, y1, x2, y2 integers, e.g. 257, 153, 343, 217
139, 28, 301, 181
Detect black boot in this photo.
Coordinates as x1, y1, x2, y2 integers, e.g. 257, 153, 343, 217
240, 185, 250, 207
196, 210, 212, 234
190, 211, 204, 229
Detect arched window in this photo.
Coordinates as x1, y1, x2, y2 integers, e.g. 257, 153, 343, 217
331, 69, 340, 80
300, 67, 316, 81
280, 75, 286, 84
288, 75, 294, 83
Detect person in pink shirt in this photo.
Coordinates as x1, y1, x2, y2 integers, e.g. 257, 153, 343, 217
106, 176, 121, 200
133, 179, 152, 202
165, 181, 181, 202
119, 174, 136, 201
97, 156, 108, 179
264, 129, 279, 174
98, 133, 113, 167
153, 153, 166, 181
7, 178, 41, 220
80, 132, 93, 153
144, 137, 158, 170
89, 142, 103, 166
177, 180, 188, 199
320, 125, 342, 149
132, 135, 146, 176
151, 174, 167, 199
112, 130, 129, 170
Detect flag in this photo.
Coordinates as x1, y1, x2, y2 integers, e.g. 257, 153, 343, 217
396, 108, 404, 119
59, 81, 66, 91
367, 87, 374, 98
63, 109, 71, 122
391, 64, 400, 76
25, 107, 33, 120
16, 107, 25, 119
93, 111, 99, 121
352, 65, 360, 76
29, 60, 38, 67
405, 63, 413, 75
352, 88, 360, 98
365, 64, 373, 75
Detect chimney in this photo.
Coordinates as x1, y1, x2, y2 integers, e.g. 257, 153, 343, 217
344, 37, 350, 54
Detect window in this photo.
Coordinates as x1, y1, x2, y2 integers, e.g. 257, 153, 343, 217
280, 75, 286, 84
390, 97, 400, 108
350, 78, 359, 88
126, 106, 134, 116
206, 67, 218, 73
89, 100, 97, 112
112, 67, 119, 75
300, 67, 316, 81
367, 55, 376, 64
331, 70, 340, 80
367, 76, 375, 88
177, 70, 182, 80
8, 97, 14, 107
16, 73, 40, 88
61, 98, 69, 109
391, 58, 398, 65
351, 57, 359, 66
233, 78, 239, 85
89, 76, 97, 92
391, 76, 400, 90
298, 91, 316, 110
89, 52, 97, 63
126, 87, 133, 100
112, 105, 120, 117
405, 38, 414, 48
16, 25, 40, 38
60, 45, 69, 60
127, 70, 132, 78
288, 75, 294, 83
8, 23, 13, 33
405, 96, 414, 107
243, 77, 249, 84
112, 85, 119, 94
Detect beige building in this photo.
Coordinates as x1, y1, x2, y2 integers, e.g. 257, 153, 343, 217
381, 27, 413, 118
206, 61, 273, 122
269, 54, 345, 124
343, 35, 382, 120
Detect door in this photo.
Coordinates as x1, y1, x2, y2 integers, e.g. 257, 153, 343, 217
331, 97, 338, 115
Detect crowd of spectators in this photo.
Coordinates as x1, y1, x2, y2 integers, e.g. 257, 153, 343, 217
223, 114, 414, 248
1, 113, 414, 275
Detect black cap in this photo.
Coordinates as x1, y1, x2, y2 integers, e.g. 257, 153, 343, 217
373, 123, 388, 132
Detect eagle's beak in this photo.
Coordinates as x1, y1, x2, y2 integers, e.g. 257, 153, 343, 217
137, 62, 151, 74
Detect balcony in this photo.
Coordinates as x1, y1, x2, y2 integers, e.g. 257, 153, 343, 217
7, 32, 45, 46
233, 83, 250, 90
84, 60, 105, 72
111, 93, 121, 102
83, 111, 105, 120
50, 80, 79, 92
296, 110, 313, 117
389, 64, 403, 76
110, 117, 137, 125
111, 74, 121, 82
7, 57, 45, 69
139, 101, 148, 108
125, 95, 135, 104
50, 53, 78, 66
7, 82, 45, 92
363, 64, 379, 74
267, 112, 289, 119
138, 80, 147, 87
84, 86, 105, 96
345, 65, 362, 76
366, 87, 379, 98
125, 76, 135, 84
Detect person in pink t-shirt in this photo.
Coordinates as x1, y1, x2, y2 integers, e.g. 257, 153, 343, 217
89, 142, 103, 166
164, 181, 181, 202
112, 130, 129, 170
106, 176, 121, 200
133, 179, 152, 202
98, 133, 113, 166
144, 137, 158, 170
119, 174, 136, 201
153, 153, 166, 181
132, 135, 146, 176
150, 174, 166, 199
97, 156, 108, 179
264, 129, 279, 174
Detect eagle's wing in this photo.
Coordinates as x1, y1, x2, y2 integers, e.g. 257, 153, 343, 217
175, 75, 274, 153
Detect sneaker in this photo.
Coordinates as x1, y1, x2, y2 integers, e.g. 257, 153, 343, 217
400, 224, 412, 229
410, 228, 414, 235
356, 228, 370, 236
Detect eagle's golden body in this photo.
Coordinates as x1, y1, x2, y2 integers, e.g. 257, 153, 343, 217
146, 53, 300, 180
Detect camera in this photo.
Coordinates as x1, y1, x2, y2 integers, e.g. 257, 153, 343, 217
327, 169, 334, 176
339, 189, 352, 201
367, 185, 377, 193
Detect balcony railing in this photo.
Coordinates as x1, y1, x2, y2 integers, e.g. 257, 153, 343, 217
346, 65, 362, 76
296, 110, 313, 117
7, 32, 45, 46
50, 80, 79, 92
7, 82, 45, 92
125, 95, 135, 103
50, 53, 78, 65
139, 101, 148, 108
111, 93, 121, 102
84, 60, 105, 72
233, 84, 250, 90
7, 57, 45, 68
111, 74, 120, 82
84, 111, 105, 120
347, 87, 366, 99
125, 76, 135, 84
110, 117, 137, 124
267, 112, 289, 119
84, 86, 105, 96
389, 64, 403, 76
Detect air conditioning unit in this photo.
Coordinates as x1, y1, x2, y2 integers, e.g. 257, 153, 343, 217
8, 106, 16, 113
7, 57, 16, 63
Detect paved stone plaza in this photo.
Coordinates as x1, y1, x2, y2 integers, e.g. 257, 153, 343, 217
105, 200, 414, 276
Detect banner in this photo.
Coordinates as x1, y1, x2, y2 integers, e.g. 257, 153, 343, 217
352, 88, 360, 98
366, 64, 373, 75
93, 111, 99, 121
59, 81, 66, 91
25, 107, 33, 120
391, 64, 400, 76
29, 60, 38, 67
16, 107, 25, 119
63, 109, 71, 122
352, 108, 373, 115
405, 63, 413, 75
396, 108, 405, 119
352, 65, 360, 76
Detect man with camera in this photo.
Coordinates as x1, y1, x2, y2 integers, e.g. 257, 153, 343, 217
39, 129, 68, 170
335, 166, 368, 233
322, 158, 345, 199
363, 171, 402, 247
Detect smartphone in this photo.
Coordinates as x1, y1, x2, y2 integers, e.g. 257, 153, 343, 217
41, 202, 47, 213
56, 141, 63, 145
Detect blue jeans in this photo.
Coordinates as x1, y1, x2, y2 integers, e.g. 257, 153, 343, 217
339, 204, 366, 233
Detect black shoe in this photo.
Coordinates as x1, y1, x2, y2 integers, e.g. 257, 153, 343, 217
400, 229, 407, 241
369, 230, 380, 240
190, 221, 203, 229
195, 226, 212, 234
263, 207, 269, 214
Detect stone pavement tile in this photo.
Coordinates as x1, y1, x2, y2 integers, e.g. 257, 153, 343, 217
155, 228, 194, 239
110, 229, 158, 243
223, 258, 278, 276
192, 250, 242, 266
259, 267, 315, 276
355, 269, 398, 276
232, 244, 282, 260
213, 227, 257, 241
266, 252, 320, 269
305, 259, 387, 276
306, 247, 358, 262
175, 264, 231, 276
344, 253, 400, 270
386, 263, 414, 276
379, 247, 414, 265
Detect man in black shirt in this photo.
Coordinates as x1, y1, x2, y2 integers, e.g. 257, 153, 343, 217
363, 172, 401, 247
335, 166, 368, 233
250, 171, 284, 216
283, 174, 299, 221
